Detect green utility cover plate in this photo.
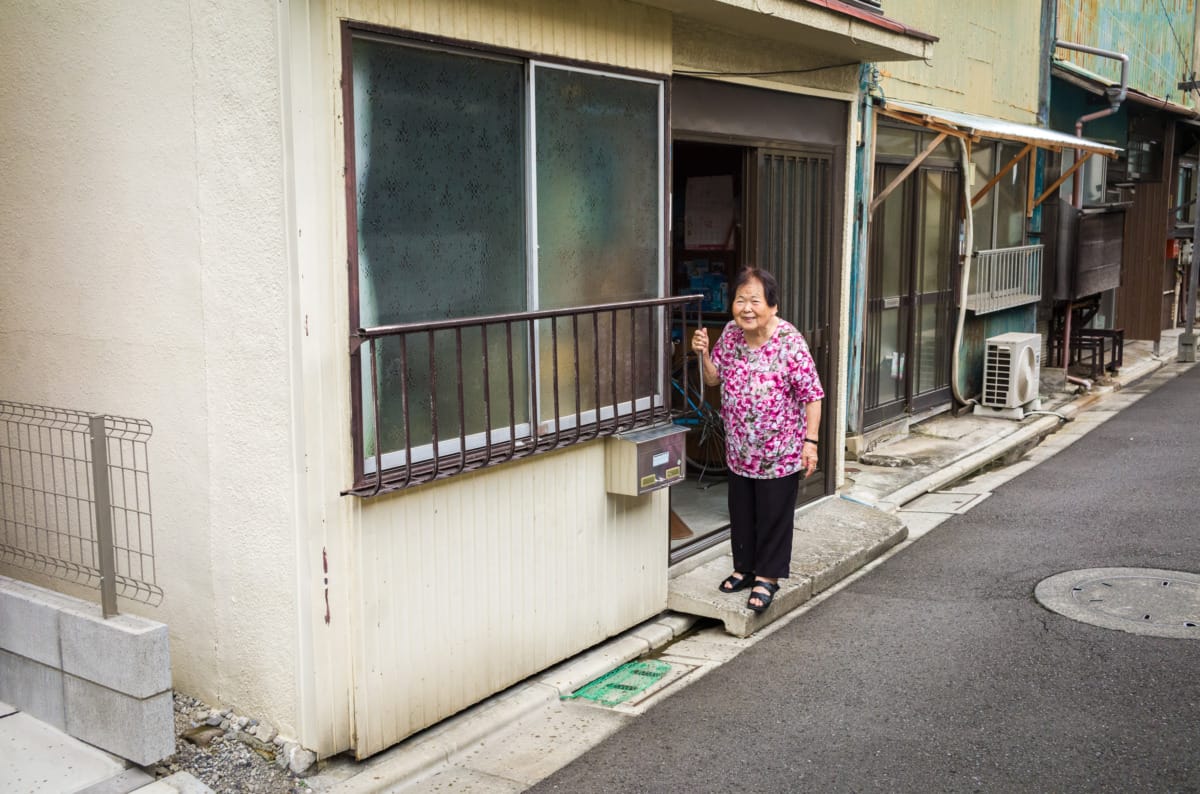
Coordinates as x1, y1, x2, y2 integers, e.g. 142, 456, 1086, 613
563, 660, 672, 707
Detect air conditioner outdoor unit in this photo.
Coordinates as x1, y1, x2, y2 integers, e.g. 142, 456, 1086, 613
979, 332, 1042, 412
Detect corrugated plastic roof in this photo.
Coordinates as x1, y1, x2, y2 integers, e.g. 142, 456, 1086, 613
880, 98, 1121, 156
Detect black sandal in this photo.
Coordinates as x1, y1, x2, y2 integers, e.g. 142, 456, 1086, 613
747, 580, 780, 613
718, 572, 752, 593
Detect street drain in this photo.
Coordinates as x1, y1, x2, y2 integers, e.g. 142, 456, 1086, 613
563, 660, 672, 707
1035, 568, 1200, 639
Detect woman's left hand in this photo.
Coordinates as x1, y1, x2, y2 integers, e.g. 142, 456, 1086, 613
801, 446, 818, 477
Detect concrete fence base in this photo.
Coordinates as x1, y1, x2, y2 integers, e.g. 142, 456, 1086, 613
0, 575, 173, 765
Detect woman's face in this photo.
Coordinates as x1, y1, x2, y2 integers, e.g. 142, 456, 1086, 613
732, 277, 778, 335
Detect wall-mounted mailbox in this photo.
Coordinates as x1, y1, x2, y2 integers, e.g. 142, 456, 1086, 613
604, 424, 688, 496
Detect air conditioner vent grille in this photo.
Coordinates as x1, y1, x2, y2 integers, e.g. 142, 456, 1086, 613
980, 333, 1041, 409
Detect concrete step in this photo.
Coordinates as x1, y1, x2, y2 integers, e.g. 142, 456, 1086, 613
667, 497, 908, 637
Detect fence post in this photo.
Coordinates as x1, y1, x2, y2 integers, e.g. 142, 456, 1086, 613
89, 414, 119, 617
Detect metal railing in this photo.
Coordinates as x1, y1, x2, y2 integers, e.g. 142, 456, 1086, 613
348, 295, 702, 496
966, 244, 1043, 314
0, 401, 160, 616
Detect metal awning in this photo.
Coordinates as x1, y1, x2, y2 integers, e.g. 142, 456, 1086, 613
878, 98, 1121, 156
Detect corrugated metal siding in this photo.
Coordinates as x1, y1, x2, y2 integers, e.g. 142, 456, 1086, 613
1116, 120, 1175, 341
334, 0, 672, 73
1057, 0, 1198, 106
874, 0, 1044, 121
350, 442, 668, 758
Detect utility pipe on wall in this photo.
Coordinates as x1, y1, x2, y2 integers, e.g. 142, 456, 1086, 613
1054, 39, 1128, 208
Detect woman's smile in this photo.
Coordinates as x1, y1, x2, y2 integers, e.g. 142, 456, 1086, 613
732, 277, 778, 341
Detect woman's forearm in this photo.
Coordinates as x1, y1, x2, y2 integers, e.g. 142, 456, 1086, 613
700, 352, 721, 386
804, 400, 822, 440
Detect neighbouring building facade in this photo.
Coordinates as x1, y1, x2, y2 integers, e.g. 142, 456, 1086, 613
845, 0, 1121, 451
1049, 0, 1200, 360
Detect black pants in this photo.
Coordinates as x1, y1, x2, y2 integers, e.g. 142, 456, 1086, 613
727, 471, 801, 580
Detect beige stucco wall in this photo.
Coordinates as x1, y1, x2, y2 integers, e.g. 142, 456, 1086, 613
875, 0, 1044, 122
0, 0, 302, 736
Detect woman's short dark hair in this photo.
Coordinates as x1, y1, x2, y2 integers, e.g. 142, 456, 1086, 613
733, 267, 779, 308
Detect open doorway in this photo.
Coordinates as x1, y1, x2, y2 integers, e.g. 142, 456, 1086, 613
668, 138, 836, 561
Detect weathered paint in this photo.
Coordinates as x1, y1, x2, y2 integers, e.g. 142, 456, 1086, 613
873, 0, 1045, 123
1116, 117, 1176, 341
1057, 0, 1198, 108
846, 64, 878, 436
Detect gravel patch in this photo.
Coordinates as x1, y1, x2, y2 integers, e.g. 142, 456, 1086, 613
153, 693, 314, 793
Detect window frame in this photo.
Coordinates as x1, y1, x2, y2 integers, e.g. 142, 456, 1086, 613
340, 22, 669, 490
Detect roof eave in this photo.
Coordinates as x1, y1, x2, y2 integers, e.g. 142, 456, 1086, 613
641, 0, 936, 63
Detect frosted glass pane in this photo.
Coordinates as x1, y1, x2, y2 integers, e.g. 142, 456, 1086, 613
971, 145, 995, 249
534, 67, 661, 421
872, 308, 904, 407
876, 125, 916, 157
920, 171, 951, 294
995, 143, 1027, 248
535, 67, 660, 307
915, 301, 940, 395
877, 167, 905, 298
353, 40, 530, 457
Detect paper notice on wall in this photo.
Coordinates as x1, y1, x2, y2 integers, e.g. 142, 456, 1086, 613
684, 175, 735, 250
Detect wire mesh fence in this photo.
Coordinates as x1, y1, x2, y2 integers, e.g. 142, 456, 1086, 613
0, 400, 161, 615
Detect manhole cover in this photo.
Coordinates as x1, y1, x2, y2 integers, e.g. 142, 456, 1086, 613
1035, 568, 1200, 639
562, 660, 672, 707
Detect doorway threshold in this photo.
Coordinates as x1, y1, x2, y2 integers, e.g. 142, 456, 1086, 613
666, 497, 906, 637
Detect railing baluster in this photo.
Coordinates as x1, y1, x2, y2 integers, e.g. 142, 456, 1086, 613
399, 334, 413, 489
481, 323, 493, 465
428, 329, 440, 478
550, 317, 561, 448
571, 313, 582, 444
369, 338, 384, 496
589, 310, 601, 440
628, 306, 638, 430
610, 310, 619, 431
504, 320, 516, 463
527, 318, 539, 455
455, 326, 466, 475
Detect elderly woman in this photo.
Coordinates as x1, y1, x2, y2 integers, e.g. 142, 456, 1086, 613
691, 267, 824, 613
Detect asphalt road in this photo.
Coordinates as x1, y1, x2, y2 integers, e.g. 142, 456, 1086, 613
530, 364, 1200, 793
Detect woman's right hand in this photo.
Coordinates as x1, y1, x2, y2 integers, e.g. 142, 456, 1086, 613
691, 328, 709, 357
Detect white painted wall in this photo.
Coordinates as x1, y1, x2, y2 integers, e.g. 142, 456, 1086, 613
0, 0, 303, 736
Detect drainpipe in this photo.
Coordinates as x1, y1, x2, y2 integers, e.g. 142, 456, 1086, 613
846, 64, 876, 435
951, 137, 975, 408
1053, 40, 1128, 382
1180, 4, 1200, 362
1053, 39, 1129, 208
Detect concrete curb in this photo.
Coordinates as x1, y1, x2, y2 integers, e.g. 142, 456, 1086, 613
877, 351, 1169, 513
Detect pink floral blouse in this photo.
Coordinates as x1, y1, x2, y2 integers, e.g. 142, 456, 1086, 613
710, 319, 824, 479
